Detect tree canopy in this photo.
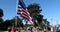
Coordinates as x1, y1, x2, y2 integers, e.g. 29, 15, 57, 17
27, 3, 42, 15
0, 8, 3, 17
27, 3, 43, 27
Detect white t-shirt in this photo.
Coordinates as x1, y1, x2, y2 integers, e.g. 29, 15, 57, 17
51, 27, 53, 31
44, 28, 46, 31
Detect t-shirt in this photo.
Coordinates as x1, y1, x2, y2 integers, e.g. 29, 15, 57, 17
27, 27, 30, 30
51, 27, 53, 31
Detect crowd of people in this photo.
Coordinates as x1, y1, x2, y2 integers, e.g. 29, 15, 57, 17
51, 25, 60, 32
7, 25, 60, 32
8, 26, 41, 32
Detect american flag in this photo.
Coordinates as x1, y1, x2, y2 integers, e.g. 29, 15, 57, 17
17, 0, 33, 24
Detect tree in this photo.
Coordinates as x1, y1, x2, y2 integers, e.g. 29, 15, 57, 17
3, 20, 12, 27
27, 3, 43, 27
27, 3, 42, 15
0, 18, 3, 24
2, 20, 12, 30
0, 8, 4, 24
42, 19, 50, 30
0, 8, 3, 17
43, 19, 50, 26
0, 8, 4, 31
16, 16, 24, 27
10, 16, 24, 27
0, 18, 4, 30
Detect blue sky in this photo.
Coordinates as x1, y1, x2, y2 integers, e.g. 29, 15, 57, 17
0, 0, 16, 20
0, 0, 60, 25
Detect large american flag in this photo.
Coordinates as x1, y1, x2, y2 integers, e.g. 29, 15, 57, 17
17, 0, 33, 24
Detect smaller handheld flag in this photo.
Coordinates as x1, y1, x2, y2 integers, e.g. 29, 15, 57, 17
11, 25, 14, 32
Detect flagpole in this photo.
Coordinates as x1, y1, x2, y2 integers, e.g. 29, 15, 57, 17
15, 0, 18, 26
14, 0, 18, 31
15, 16, 17, 27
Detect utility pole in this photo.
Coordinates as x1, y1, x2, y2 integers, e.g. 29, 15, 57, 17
50, 18, 53, 32
51, 18, 53, 26
56, 20, 58, 28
